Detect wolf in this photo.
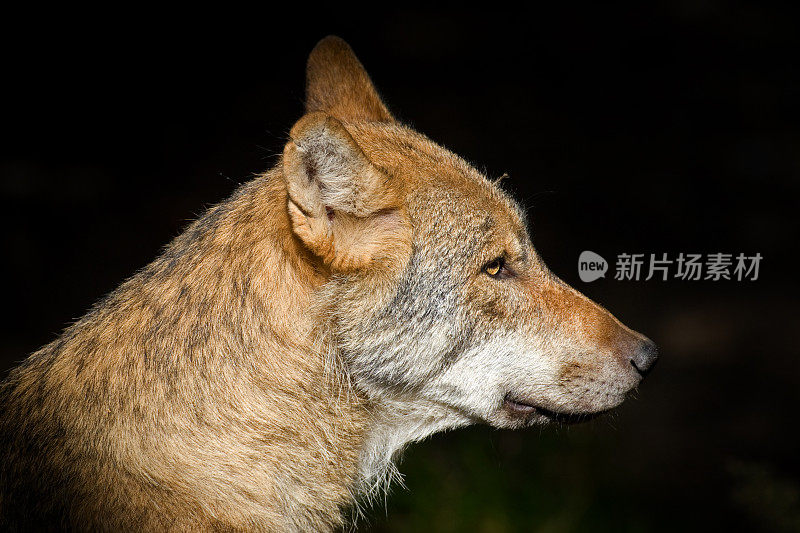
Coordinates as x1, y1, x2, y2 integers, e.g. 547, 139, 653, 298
0, 36, 657, 531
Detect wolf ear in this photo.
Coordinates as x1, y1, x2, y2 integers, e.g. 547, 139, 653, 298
283, 112, 409, 272
305, 36, 395, 123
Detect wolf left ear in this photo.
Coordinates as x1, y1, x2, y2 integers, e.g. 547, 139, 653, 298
283, 113, 410, 272
305, 36, 395, 123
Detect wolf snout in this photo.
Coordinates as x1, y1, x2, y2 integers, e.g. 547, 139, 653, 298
629, 339, 659, 377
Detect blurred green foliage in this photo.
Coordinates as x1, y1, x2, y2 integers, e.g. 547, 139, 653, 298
357, 421, 800, 533
359, 424, 659, 533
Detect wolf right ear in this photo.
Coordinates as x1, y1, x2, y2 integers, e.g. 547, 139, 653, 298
305, 36, 395, 123
283, 113, 410, 272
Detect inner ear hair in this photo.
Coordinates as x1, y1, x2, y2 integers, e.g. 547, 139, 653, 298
282, 113, 409, 271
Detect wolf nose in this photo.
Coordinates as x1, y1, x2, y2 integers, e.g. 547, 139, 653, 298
630, 339, 658, 377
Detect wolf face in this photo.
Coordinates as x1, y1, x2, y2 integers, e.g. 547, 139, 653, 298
321, 125, 654, 429
286, 38, 657, 456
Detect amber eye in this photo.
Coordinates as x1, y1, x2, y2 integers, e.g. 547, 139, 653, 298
483, 257, 505, 278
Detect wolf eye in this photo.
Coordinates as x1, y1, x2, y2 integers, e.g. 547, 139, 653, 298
483, 257, 505, 278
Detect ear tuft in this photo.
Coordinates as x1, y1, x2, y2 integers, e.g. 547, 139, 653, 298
305, 36, 394, 123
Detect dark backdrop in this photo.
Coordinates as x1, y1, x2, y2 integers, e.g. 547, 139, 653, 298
2, 4, 798, 532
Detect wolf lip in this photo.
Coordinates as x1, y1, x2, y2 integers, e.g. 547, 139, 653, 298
503, 395, 607, 424
503, 396, 539, 415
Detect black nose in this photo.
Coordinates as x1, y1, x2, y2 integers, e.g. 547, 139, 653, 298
630, 339, 659, 377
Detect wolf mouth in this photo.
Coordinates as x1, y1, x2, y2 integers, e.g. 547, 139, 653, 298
503, 395, 608, 424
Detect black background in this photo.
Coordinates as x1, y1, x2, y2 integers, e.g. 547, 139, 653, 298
2, 4, 799, 532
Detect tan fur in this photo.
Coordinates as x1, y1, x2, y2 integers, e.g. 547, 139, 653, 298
0, 36, 655, 531
1, 170, 371, 530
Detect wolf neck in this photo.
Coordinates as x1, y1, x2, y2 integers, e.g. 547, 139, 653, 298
355, 395, 472, 497
240, 173, 465, 503
166, 171, 370, 526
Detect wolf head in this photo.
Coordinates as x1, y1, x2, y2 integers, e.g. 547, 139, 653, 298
283, 37, 657, 432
